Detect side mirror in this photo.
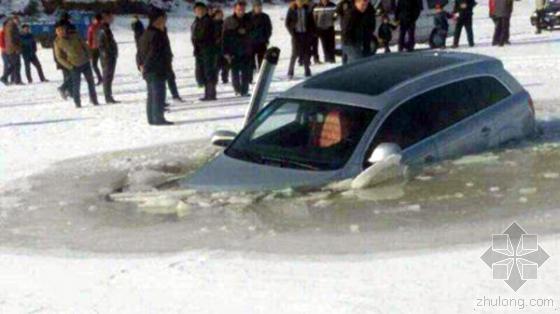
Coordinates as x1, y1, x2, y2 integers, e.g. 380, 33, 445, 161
352, 143, 404, 189
368, 143, 402, 164
211, 130, 237, 147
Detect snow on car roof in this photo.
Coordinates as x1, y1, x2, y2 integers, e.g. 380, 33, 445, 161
301, 52, 495, 98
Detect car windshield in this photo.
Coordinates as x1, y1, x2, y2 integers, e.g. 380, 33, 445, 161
226, 98, 376, 171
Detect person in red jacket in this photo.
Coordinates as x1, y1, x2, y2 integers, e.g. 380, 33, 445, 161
87, 14, 103, 85
0, 22, 8, 82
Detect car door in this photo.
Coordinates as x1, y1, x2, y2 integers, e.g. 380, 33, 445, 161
362, 92, 438, 168
429, 77, 513, 160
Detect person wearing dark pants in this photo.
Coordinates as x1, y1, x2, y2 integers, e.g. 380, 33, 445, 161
212, 9, 229, 84
1, 16, 23, 85
491, 0, 513, 46
395, 0, 423, 52
20, 25, 47, 83
336, 0, 354, 64
70, 63, 98, 108
452, 0, 476, 48
98, 11, 119, 104
342, 0, 376, 63
54, 23, 99, 108
192, 2, 219, 101
137, 8, 173, 125
224, 1, 253, 96
87, 14, 103, 85
248, 0, 272, 81
313, 0, 336, 63
286, 0, 316, 79
131, 15, 145, 45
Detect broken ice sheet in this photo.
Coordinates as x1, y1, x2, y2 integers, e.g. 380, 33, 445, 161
452, 154, 500, 166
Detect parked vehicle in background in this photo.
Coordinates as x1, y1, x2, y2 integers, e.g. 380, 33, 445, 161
23, 11, 93, 48
531, 0, 560, 30
332, 0, 457, 53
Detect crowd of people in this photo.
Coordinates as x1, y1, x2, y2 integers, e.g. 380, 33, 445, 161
0, 0, 543, 125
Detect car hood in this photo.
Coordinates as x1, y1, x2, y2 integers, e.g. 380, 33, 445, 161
180, 153, 341, 192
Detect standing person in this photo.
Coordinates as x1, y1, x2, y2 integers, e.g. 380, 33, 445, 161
378, 14, 396, 53
535, 0, 546, 34
313, 0, 336, 63
164, 27, 184, 103
1, 15, 23, 85
1, 20, 11, 83
20, 24, 47, 83
452, 0, 476, 48
137, 8, 173, 125
98, 11, 119, 104
131, 15, 145, 45
430, 4, 453, 48
248, 0, 272, 78
54, 22, 99, 108
308, 0, 321, 64
213, 8, 229, 84
286, 0, 315, 79
395, 0, 423, 52
491, 0, 513, 46
223, 0, 253, 96
341, 0, 376, 62
192, 2, 219, 101
336, 0, 353, 64
87, 14, 103, 85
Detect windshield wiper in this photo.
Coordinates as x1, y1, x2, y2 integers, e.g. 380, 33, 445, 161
260, 156, 319, 171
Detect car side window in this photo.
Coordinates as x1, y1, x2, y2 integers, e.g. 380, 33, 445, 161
364, 77, 511, 166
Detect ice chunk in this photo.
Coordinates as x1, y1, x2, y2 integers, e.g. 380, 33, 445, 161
543, 172, 560, 179
453, 154, 499, 166
519, 187, 537, 195
350, 225, 360, 233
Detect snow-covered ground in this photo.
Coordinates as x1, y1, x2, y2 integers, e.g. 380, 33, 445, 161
1, 1, 560, 312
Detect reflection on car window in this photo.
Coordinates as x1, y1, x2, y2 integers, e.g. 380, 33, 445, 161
227, 98, 377, 171
364, 76, 511, 166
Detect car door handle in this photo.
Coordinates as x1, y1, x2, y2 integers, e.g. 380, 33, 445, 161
424, 155, 435, 163
481, 127, 491, 134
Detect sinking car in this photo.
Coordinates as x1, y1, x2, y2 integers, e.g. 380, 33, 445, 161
183, 50, 536, 191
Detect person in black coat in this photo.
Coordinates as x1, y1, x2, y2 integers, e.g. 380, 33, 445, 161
192, 2, 219, 101
335, 0, 353, 63
20, 24, 47, 83
341, 0, 376, 62
286, 0, 316, 78
395, 0, 423, 52
212, 9, 229, 84
98, 10, 119, 104
313, 0, 336, 63
223, 0, 253, 96
137, 8, 173, 125
378, 14, 396, 53
430, 3, 453, 48
131, 15, 145, 46
453, 0, 476, 47
248, 0, 272, 79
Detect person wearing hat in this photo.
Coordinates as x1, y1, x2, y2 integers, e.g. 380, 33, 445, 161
223, 0, 253, 96
98, 10, 120, 104
137, 8, 173, 125
452, 0, 476, 48
191, 1, 219, 101
248, 0, 272, 80
54, 21, 99, 108
286, 0, 316, 78
1, 15, 23, 85
212, 8, 229, 84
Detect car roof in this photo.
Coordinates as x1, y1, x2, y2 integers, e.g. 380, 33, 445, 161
283, 52, 503, 110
